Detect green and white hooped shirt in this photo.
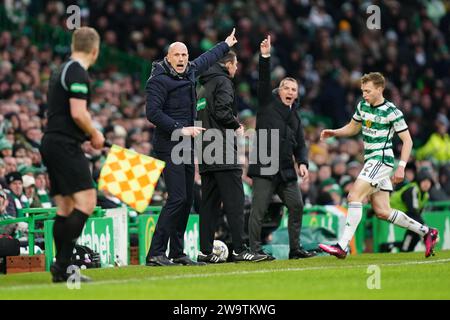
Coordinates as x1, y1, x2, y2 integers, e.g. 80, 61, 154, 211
352, 99, 408, 167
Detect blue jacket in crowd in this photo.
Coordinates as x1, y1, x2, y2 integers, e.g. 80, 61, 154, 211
145, 41, 230, 152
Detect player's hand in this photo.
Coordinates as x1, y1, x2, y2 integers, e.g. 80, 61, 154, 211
260, 35, 271, 56
298, 164, 309, 183
225, 28, 237, 47
320, 129, 336, 141
181, 126, 206, 138
90, 129, 105, 150
236, 124, 245, 136
392, 166, 405, 185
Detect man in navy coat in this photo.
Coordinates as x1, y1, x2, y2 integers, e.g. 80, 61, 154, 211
145, 29, 238, 266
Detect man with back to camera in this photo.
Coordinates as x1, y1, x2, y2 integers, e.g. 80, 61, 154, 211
319, 72, 439, 259
40, 27, 105, 282
247, 36, 315, 260
145, 29, 238, 266
196, 51, 267, 263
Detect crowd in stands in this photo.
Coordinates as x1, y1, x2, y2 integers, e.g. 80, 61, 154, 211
1, 0, 449, 239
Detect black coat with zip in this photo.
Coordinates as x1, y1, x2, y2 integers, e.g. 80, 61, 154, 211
196, 63, 241, 174
247, 55, 309, 182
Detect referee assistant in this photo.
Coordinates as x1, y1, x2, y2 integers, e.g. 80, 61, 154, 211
40, 27, 105, 282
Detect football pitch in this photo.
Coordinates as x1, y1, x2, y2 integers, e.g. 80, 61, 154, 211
1, 251, 449, 300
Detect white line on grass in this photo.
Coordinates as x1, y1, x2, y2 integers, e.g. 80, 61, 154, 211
2, 258, 450, 292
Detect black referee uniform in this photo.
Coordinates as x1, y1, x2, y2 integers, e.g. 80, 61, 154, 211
40, 59, 95, 277
41, 59, 94, 196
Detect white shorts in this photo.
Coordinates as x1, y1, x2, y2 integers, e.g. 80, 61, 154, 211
357, 159, 393, 193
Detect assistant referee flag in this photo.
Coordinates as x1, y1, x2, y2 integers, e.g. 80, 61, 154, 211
98, 145, 165, 213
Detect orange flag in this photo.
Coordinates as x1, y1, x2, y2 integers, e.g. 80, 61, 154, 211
98, 145, 165, 213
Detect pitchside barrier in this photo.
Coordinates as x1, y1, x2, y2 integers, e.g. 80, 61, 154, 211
1, 202, 449, 271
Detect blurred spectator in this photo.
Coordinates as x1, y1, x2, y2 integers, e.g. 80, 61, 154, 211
22, 174, 41, 208
438, 164, 450, 197
339, 175, 354, 205
404, 162, 417, 186
4, 171, 29, 215
299, 161, 319, 206
316, 178, 343, 206
429, 163, 450, 200
416, 113, 450, 164
347, 161, 363, 180
0, 138, 13, 157
0, 187, 17, 235
34, 171, 52, 208
0, 159, 5, 186
317, 164, 332, 185
331, 156, 347, 182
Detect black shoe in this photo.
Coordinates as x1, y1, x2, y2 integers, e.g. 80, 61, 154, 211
50, 263, 92, 283
232, 248, 267, 262
197, 252, 224, 263
257, 250, 276, 261
172, 255, 207, 266
146, 255, 181, 266
289, 248, 316, 259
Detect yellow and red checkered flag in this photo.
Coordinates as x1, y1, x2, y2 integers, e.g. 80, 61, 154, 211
98, 145, 165, 213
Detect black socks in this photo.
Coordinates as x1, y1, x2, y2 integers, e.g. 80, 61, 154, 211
52, 215, 67, 261
53, 209, 89, 269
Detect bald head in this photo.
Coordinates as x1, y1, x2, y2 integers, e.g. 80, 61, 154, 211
167, 42, 189, 74
168, 42, 188, 54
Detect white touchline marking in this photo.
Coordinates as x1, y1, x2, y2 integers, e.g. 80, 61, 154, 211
2, 258, 450, 292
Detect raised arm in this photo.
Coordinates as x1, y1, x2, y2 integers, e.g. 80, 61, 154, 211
258, 35, 272, 107
192, 28, 237, 75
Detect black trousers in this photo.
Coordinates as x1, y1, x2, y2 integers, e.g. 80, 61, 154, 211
200, 170, 245, 254
401, 212, 424, 252
249, 176, 304, 252
148, 151, 194, 258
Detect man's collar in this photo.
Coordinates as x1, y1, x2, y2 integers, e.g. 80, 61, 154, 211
71, 57, 89, 70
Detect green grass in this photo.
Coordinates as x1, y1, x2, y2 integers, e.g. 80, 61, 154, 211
1, 251, 450, 300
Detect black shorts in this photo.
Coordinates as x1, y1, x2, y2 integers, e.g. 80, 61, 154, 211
40, 133, 94, 196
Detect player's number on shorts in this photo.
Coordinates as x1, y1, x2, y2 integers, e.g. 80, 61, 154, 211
362, 162, 373, 177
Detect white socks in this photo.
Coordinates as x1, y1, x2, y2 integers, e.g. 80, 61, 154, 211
338, 202, 363, 250
388, 209, 429, 237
